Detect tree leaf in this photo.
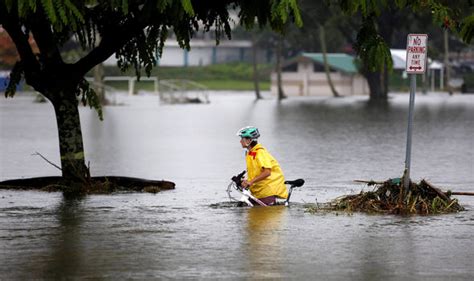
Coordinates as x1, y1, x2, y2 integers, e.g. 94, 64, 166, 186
122, 0, 129, 14
460, 14, 474, 43
77, 79, 103, 120
40, 0, 58, 26
181, 0, 194, 16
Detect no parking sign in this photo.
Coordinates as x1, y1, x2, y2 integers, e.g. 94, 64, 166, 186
406, 34, 428, 74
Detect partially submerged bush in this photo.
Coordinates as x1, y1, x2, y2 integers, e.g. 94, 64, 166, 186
330, 179, 464, 215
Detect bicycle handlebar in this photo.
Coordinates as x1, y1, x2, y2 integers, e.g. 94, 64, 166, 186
231, 170, 246, 187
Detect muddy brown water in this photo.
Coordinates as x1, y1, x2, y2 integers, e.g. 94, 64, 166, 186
1, 92, 473, 280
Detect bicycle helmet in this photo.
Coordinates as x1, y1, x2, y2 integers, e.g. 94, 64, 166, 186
237, 126, 260, 139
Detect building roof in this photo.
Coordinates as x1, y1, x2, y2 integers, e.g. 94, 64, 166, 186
301, 53, 358, 73
289, 50, 442, 73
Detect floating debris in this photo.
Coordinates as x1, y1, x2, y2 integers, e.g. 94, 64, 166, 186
327, 179, 464, 215
159, 79, 210, 104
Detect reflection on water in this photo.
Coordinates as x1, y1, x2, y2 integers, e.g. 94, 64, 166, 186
246, 206, 286, 279
356, 218, 417, 281
1, 92, 473, 280
46, 198, 84, 279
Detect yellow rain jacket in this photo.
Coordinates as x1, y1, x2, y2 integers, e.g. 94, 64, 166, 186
246, 143, 288, 199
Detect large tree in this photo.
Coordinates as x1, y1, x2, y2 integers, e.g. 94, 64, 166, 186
0, 0, 302, 191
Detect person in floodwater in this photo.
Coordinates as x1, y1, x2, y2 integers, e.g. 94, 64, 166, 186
237, 126, 288, 206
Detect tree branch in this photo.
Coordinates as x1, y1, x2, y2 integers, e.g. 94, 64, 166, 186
75, 23, 145, 76
74, 3, 155, 77
28, 7, 64, 67
1, 9, 42, 90
32, 152, 62, 171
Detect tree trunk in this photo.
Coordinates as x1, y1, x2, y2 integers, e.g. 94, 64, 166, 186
276, 35, 286, 100
51, 91, 88, 186
422, 70, 427, 94
252, 33, 262, 100
363, 7, 398, 103
444, 29, 453, 95
364, 70, 387, 102
93, 63, 107, 104
319, 24, 340, 97
382, 63, 389, 96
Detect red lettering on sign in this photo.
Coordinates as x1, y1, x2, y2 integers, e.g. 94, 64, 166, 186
407, 46, 426, 53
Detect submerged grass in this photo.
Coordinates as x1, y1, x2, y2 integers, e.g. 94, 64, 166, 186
308, 179, 464, 215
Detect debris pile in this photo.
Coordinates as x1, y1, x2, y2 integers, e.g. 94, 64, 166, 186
331, 179, 464, 215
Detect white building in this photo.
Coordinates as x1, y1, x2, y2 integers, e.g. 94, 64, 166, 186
271, 53, 368, 96
105, 39, 271, 67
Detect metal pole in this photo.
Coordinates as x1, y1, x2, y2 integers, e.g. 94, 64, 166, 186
404, 74, 417, 189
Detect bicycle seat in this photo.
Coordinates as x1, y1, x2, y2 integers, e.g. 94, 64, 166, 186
284, 179, 305, 187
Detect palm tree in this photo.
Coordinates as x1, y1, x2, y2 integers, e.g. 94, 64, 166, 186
319, 24, 340, 97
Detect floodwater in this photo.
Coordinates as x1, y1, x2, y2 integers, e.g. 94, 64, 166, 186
1, 92, 473, 280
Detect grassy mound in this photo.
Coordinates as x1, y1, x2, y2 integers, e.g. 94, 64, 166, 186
330, 179, 464, 215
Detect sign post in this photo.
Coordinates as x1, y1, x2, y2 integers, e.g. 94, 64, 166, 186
404, 34, 428, 190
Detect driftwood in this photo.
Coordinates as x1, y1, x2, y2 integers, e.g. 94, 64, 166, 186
421, 180, 449, 201
353, 179, 386, 185
0, 176, 175, 193
450, 192, 474, 196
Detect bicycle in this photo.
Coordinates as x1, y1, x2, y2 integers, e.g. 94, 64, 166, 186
226, 170, 304, 207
